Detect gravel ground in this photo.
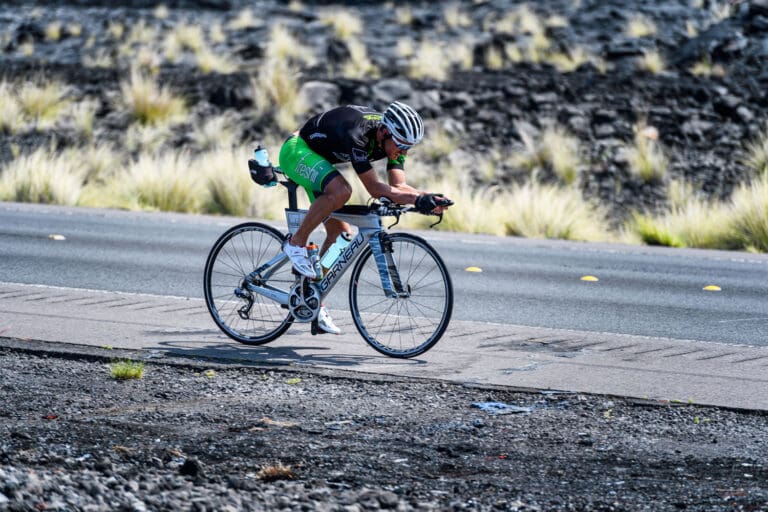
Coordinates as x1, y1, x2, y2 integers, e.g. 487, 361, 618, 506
1, 339, 767, 511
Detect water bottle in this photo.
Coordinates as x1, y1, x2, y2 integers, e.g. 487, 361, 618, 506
254, 145, 270, 167
320, 232, 352, 269
307, 242, 322, 280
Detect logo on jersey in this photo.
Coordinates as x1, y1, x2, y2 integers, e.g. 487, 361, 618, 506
351, 148, 367, 162
332, 152, 350, 162
309, 132, 327, 140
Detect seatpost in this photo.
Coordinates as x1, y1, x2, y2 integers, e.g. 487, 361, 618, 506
281, 181, 299, 211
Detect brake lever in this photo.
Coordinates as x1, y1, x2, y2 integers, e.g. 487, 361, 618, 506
387, 211, 401, 229
429, 212, 444, 229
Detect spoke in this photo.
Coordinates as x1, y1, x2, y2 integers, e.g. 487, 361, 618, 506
211, 269, 245, 280
405, 299, 446, 315
216, 250, 246, 277
357, 296, 392, 311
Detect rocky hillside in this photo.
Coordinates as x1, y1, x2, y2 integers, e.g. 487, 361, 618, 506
1, 0, 768, 228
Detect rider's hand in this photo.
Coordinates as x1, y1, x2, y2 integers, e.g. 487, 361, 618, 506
414, 193, 453, 214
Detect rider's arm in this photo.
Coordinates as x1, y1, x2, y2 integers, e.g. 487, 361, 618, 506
357, 168, 420, 205
387, 168, 420, 196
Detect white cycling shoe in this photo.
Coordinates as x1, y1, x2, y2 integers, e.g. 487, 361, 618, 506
317, 306, 341, 335
283, 239, 316, 279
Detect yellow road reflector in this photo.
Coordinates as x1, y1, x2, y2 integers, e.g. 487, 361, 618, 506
48, 234, 66, 241
703, 285, 721, 291
580, 275, 599, 282
465, 266, 482, 273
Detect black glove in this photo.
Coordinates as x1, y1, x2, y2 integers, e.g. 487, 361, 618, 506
414, 193, 451, 214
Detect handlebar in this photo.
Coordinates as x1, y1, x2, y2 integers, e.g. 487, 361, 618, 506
371, 197, 454, 228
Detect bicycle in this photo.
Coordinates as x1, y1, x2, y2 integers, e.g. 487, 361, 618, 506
203, 166, 454, 358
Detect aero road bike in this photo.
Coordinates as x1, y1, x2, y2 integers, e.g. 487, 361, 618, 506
203, 167, 453, 358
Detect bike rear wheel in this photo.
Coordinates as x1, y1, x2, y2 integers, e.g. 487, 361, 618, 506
203, 222, 293, 345
349, 233, 453, 358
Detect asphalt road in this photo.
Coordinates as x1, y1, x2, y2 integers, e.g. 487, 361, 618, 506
2, 201, 768, 346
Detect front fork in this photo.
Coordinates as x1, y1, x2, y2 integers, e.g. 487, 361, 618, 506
369, 232, 410, 299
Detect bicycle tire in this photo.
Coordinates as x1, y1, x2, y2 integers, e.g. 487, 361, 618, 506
348, 232, 453, 358
203, 222, 293, 345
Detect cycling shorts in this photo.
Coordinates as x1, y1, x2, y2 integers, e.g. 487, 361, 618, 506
278, 135, 341, 202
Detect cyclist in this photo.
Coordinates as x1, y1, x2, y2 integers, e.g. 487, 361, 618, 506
279, 101, 452, 334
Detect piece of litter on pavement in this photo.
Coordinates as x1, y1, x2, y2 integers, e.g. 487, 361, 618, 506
471, 402, 533, 415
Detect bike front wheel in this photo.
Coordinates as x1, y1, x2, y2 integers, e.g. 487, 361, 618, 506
203, 222, 293, 345
349, 233, 453, 358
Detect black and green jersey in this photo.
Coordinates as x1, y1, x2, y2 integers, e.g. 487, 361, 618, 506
298, 105, 405, 174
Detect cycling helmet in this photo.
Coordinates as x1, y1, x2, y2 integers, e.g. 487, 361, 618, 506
382, 101, 424, 147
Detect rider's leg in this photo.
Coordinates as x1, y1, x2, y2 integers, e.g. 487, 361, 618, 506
278, 136, 347, 333
279, 135, 342, 277
288, 175, 351, 248
321, 217, 353, 256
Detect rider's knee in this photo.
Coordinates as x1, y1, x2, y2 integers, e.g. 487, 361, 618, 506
325, 180, 352, 208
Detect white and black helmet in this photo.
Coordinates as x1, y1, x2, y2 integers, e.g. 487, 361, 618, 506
382, 101, 424, 146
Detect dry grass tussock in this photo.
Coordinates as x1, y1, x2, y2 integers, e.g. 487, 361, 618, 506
401, 171, 508, 236
626, 177, 768, 251
730, 175, 768, 252
228, 8, 261, 30
512, 123, 582, 186
66, 100, 98, 139
195, 147, 254, 216
626, 16, 657, 38
0, 147, 84, 206
263, 24, 315, 65
169, 23, 204, 53
191, 114, 239, 151
252, 25, 311, 131
195, 45, 238, 74
405, 36, 473, 80
63, 144, 123, 186
639, 50, 666, 74
319, 8, 363, 40
407, 40, 449, 81
341, 38, 379, 79
17, 80, 70, 128
743, 125, 768, 176
624, 124, 668, 183
75, 146, 287, 218
404, 157, 610, 241
547, 48, 589, 72
126, 123, 173, 154
420, 122, 458, 160
629, 198, 740, 250
106, 151, 204, 212
443, 3, 472, 29
0, 81, 23, 134
120, 68, 186, 126
45, 21, 62, 41
195, 147, 286, 218
690, 57, 726, 77
503, 181, 611, 241
487, 4, 603, 71
393, 5, 413, 25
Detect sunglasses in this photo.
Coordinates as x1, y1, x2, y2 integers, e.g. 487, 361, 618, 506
388, 135, 412, 151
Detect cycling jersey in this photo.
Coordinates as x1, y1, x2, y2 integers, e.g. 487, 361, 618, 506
298, 105, 406, 174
